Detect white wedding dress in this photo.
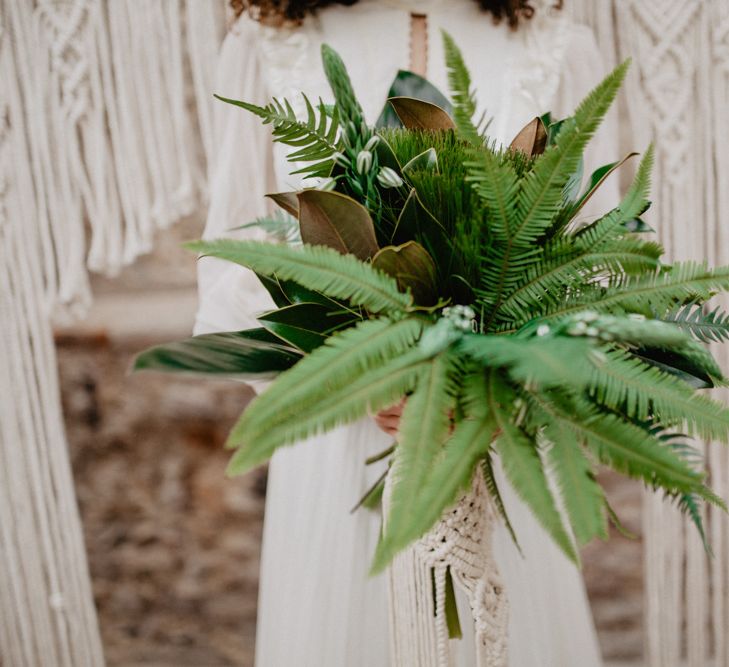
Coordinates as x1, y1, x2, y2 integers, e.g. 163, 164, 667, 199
195, 1, 617, 664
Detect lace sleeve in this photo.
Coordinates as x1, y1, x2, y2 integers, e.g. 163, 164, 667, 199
194, 15, 277, 336
553, 23, 622, 219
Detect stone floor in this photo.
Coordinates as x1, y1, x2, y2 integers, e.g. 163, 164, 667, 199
58, 331, 646, 666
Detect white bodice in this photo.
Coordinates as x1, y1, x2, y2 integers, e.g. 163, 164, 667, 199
248, 0, 569, 190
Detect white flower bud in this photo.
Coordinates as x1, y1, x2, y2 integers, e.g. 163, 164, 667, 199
376, 166, 404, 188
318, 177, 337, 191
355, 150, 373, 174
364, 135, 381, 152
536, 324, 550, 337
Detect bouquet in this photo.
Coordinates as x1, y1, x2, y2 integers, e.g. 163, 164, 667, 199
136, 33, 729, 575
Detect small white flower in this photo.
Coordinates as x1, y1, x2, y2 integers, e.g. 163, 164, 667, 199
569, 321, 587, 335
628, 313, 646, 321
364, 135, 381, 152
585, 326, 599, 337
377, 166, 404, 188
536, 324, 550, 337
355, 150, 373, 174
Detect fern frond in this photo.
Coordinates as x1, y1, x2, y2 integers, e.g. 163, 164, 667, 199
458, 333, 596, 389
529, 391, 704, 494
663, 303, 729, 343
538, 262, 729, 322
512, 61, 629, 250
590, 349, 729, 442
232, 317, 424, 445
481, 453, 520, 550
489, 372, 579, 563
441, 31, 484, 145
227, 346, 432, 474
544, 422, 608, 545
214, 93, 339, 178
187, 240, 412, 314
374, 353, 458, 570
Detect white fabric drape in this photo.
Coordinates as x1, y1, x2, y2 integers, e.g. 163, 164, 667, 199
0, 2, 225, 664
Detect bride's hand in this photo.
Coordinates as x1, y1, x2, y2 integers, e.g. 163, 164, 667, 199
374, 398, 406, 437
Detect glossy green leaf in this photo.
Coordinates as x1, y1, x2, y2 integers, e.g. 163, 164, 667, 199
258, 302, 355, 353
297, 190, 379, 260
391, 189, 450, 271
571, 153, 638, 216
402, 148, 438, 176
372, 241, 438, 306
133, 329, 300, 379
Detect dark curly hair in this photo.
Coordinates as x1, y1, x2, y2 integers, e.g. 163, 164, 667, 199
232, 1, 561, 29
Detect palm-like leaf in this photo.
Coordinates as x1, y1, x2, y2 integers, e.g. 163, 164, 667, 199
214, 93, 339, 178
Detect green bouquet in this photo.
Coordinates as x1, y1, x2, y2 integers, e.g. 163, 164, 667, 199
136, 33, 729, 572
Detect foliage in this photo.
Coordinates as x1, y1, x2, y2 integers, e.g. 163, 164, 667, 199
137, 34, 729, 574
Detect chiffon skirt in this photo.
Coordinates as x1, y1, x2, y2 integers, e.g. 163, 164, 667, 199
254, 418, 603, 666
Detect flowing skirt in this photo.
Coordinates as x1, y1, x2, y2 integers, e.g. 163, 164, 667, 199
254, 418, 603, 666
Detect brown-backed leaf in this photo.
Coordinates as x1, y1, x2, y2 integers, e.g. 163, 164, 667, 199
266, 191, 300, 217
388, 97, 456, 131
372, 241, 437, 305
297, 190, 379, 260
508, 117, 547, 157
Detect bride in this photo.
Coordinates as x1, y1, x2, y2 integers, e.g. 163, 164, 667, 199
195, 1, 615, 664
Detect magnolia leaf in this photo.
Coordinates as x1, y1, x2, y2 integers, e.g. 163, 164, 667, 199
133, 329, 300, 379
374, 134, 402, 172
624, 216, 654, 233
297, 190, 379, 260
508, 117, 547, 157
376, 69, 453, 128
258, 302, 355, 353
256, 274, 291, 308
402, 148, 438, 176
266, 191, 300, 217
571, 152, 638, 215
388, 97, 456, 131
372, 241, 438, 305
392, 189, 450, 271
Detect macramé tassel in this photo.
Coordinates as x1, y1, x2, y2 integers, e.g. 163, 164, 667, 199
385, 472, 509, 667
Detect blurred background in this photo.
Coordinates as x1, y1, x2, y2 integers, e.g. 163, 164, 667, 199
55, 215, 644, 666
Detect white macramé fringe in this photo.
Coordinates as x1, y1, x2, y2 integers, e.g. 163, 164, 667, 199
569, 1, 729, 663
0, 2, 224, 665
386, 473, 508, 667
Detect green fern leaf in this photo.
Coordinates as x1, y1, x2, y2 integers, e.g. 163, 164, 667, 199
458, 333, 596, 389
531, 392, 704, 493
489, 372, 579, 563
214, 93, 339, 179
227, 347, 431, 474
233, 317, 424, 445
187, 240, 412, 315
544, 422, 608, 545
590, 349, 729, 442
373, 353, 458, 571
441, 31, 484, 145
663, 303, 729, 344
512, 61, 629, 250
